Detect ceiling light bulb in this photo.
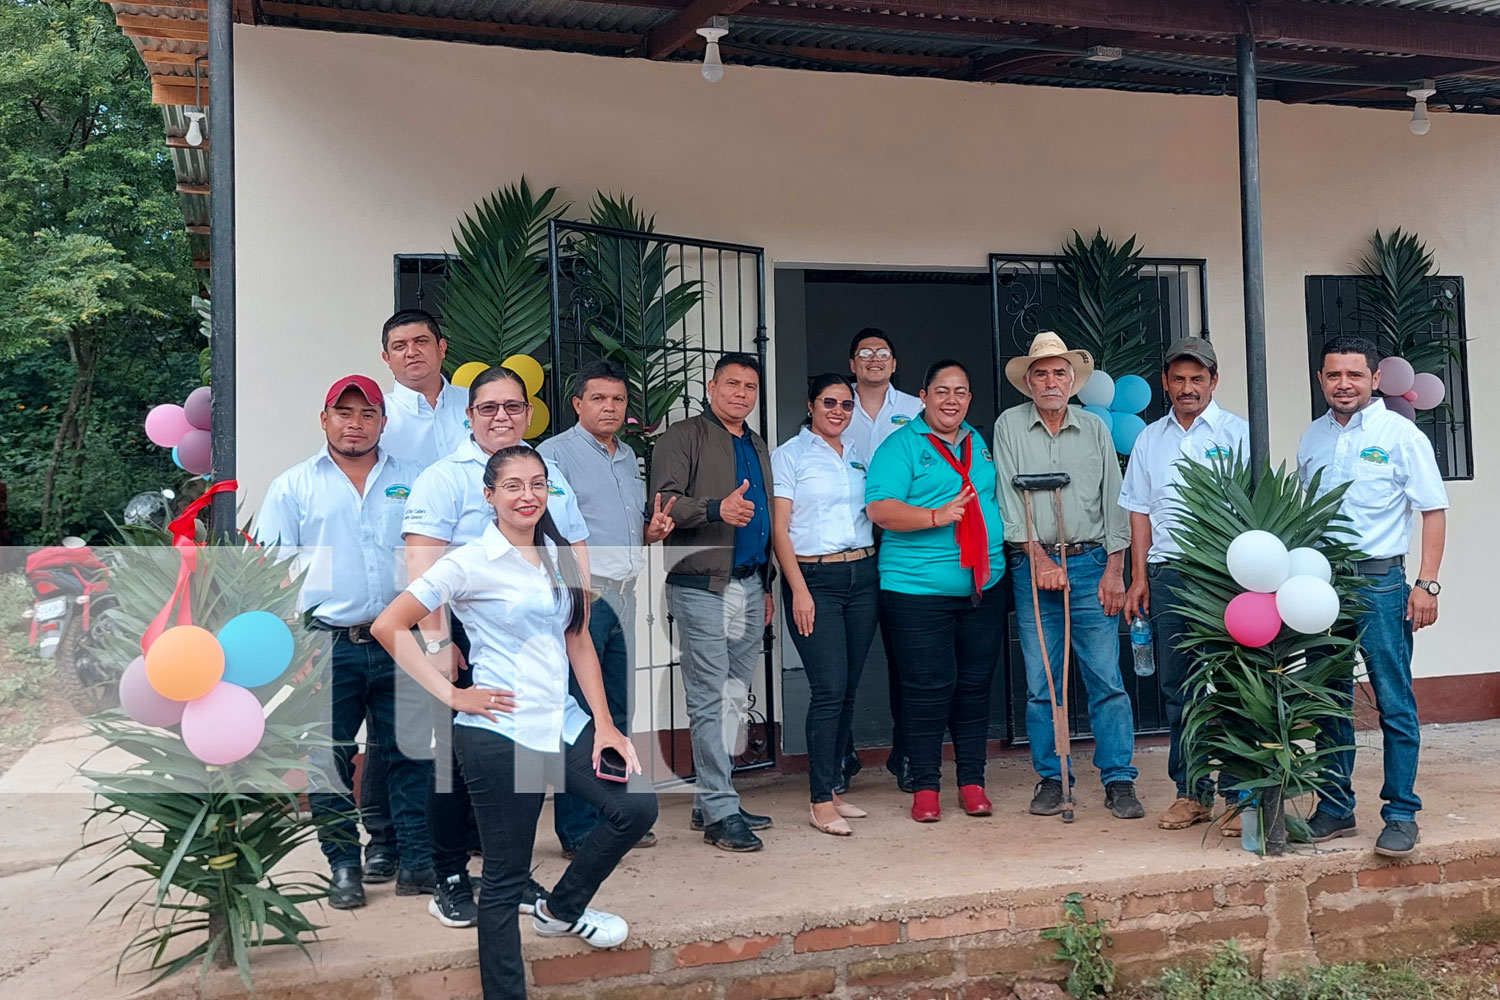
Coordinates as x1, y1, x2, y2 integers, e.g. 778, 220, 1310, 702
1410, 101, 1430, 135
697, 17, 729, 84
185, 110, 206, 147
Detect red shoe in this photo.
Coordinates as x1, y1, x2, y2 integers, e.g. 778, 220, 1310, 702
958, 784, 993, 817
911, 790, 941, 823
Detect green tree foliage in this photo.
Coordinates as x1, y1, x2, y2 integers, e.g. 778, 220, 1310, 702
0, 0, 200, 542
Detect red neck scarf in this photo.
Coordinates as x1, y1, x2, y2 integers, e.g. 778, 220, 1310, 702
924, 433, 990, 600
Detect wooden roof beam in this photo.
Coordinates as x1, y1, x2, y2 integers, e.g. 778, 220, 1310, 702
711, 38, 968, 72
645, 0, 756, 59
972, 50, 1074, 82
1274, 55, 1500, 104
256, 3, 643, 48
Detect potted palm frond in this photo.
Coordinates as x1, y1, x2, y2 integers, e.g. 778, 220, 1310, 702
78, 531, 339, 988
1353, 227, 1459, 374
1051, 228, 1160, 380
1170, 457, 1364, 855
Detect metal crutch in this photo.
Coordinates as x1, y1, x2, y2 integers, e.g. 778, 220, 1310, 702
1012, 473, 1075, 823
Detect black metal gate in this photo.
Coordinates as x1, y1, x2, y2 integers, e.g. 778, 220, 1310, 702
988, 253, 1210, 742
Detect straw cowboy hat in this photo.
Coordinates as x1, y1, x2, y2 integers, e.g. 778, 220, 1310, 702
1005, 331, 1095, 397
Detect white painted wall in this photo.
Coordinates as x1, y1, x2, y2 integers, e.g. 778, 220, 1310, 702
234, 26, 1499, 683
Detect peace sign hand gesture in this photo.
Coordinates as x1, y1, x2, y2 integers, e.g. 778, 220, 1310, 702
645, 493, 677, 543
931, 485, 976, 528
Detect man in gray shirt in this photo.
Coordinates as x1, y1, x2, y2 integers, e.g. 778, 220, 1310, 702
539, 359, 676, 857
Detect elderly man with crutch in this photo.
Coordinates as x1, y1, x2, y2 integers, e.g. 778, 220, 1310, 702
995, 333, 1143, 821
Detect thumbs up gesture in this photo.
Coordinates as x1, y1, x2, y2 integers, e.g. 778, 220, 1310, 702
720, 479, 756, 527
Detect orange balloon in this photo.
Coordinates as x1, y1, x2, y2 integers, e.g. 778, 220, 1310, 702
144, 625, 225, 702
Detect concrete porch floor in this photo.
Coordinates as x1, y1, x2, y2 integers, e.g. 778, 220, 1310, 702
1, 722, 1498, 999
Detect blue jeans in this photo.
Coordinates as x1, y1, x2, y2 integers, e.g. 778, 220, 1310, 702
308, 633, 434, 871
555, 590, 636, 851
1010, 547, 1138, 787
1315, 566, 1421, 823
1148, 562, 1232, 802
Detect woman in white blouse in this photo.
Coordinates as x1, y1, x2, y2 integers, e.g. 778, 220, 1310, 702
373, 446, 656, 1000
771, 373, 879, 836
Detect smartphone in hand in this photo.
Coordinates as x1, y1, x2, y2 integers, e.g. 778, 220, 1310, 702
595, 746, 630, 783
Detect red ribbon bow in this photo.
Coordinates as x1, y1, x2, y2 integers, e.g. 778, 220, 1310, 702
140, 480, 239, 654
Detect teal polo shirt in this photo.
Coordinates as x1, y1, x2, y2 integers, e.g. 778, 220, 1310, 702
864, 414, 1007, 597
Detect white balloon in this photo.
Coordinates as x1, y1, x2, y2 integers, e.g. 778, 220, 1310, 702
1077, 370, 1115, 408
1276, 575, 1340, 634
1226, 529, 1290, 593
1286, 547, 1332, 584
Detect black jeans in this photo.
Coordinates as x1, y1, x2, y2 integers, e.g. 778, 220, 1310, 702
880, 586, 1006, 792
454, 722, 658, 1000
429, 619, 477, 880
1149, 563, 1213, 801
360, 724, 397, 860
783, 559, 879, 802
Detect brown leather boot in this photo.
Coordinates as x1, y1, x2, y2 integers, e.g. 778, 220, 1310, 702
1158, 796, 1212, 830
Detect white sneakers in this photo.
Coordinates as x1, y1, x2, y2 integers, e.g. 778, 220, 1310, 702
532, 899, 629, 949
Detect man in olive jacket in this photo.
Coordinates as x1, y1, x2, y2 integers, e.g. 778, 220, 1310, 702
650, 352, 776, 853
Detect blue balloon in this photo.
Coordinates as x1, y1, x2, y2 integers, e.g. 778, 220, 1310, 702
170, 445, 185, 470
1111, 412, 1148, 455
1110, 374, 1153, 415
217, 611, 295, 688
1082, 404, 1115, 429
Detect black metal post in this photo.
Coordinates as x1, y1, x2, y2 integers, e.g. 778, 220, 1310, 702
1236, 34, 1271, 480
208, 0, 236, 539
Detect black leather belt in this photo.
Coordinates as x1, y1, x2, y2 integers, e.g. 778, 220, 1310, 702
730, 563, 762, 580
590, 576, 636, 597
1354, 555, 1404, 576
311, 620, 376, 644
1007, 541, 1102, 558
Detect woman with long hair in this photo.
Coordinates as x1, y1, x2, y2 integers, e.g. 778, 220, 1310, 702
374, 447, 656, 999
771, 373, 878, 836
864, 360, 1008, 823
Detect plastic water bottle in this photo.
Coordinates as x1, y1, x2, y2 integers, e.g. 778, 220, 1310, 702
1130, 617, 1156, 677
1241, 801, 1263, 854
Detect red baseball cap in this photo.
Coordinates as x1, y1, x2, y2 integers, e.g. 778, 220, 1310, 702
324, 374, 385, 412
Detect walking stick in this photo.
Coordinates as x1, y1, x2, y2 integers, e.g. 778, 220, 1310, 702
1013, 473, 1075, 823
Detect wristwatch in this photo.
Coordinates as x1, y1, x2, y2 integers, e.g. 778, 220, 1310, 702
1414, 579, 1441, 596
424, 637, 454, 654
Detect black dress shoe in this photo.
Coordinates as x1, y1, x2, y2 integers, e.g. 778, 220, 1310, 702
329, 865, 366, 910
362, 851, 398, 884
703, 814, 763, 852
888, 756, 915, 794
395, 866, 436, 896
691, 807, 773, 832
1292, 809, 1358, 843
1374, 819, 1420, 857
1105, 781, 1146, 820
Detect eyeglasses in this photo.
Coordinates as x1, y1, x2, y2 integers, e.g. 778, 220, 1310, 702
817, 397, 856, 412
926, 387, 971, 400
473, 400, 528, 418
855, 348, 893, 361
494, 478, 548, 497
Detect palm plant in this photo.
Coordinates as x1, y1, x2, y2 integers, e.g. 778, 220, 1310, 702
441, 178, 567, 369
576, 192, 704, 458
1353, 228, 1459, 373
1170, 456, 1364, 854
1051, 229, 1160, 379
78, 531, 339, 988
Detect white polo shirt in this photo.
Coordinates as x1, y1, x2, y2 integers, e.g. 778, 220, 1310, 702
381, 378, 471, 468
771, 427, 874, 557
847, 384, 922, 463
254, 447, 422, 626
1119, 401, 1251, 562
407, 522, 589, 752
1296, 399, 1449, 560
401, 437, 589, 546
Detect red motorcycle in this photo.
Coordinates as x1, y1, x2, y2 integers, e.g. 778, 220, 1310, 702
23, 542, 120, 714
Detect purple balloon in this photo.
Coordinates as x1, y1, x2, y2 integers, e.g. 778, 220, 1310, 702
144, 404, 193, 448
1377, 356, 1416, 397
183, 386, 213, 431
1384, 395, 1417, 420
1410, 372, 1446, 410
119, 655, 185, 727
177, 428, 213, 476
181, 683, 265, 765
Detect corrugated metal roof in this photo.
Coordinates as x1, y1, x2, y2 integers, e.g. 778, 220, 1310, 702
1320, 0, 1500, 14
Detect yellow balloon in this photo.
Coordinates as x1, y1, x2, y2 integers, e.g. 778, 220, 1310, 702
502, 354, 545, 397
524, 396, 550, 439
451, 361, 490, 389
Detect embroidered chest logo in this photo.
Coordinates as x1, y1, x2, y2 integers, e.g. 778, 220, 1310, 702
918, 450, 937, 469
891, 414, 910, 426
1204, 446, 1231, 461
547, 481, 567, 497
981, 448, 993, 463
850, 461, 867, 472
1359, 446, 1391, 465
385, 484, 411, 499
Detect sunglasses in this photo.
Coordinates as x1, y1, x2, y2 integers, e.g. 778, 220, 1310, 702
816, 397, 856, 412
473, 400, 528, 418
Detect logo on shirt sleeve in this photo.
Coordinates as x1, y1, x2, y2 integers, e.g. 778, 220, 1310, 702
547, 480, 567, 497
891, 414, 910, 426
385, 484, 411, 499
1359, 446, 1391, 465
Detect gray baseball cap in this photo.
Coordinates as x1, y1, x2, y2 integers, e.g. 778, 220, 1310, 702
1163, 336, 1217, 368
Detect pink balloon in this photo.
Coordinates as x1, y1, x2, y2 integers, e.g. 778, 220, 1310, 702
144, 404, 193, 448
183, 386, 213, 431
177, 428, 213, 476
1410, 372, 1446, 410
1402, 391, 1418, 403
1225, 591, 1281, 648
1377, 356, 1415, 397
1385, 395, 1417, 420
119, 655, 185, 727
181, 682, 265, 765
